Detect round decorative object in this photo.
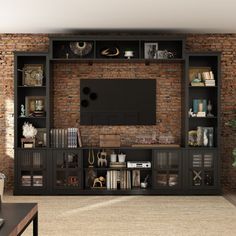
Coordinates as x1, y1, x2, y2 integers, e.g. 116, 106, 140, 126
81, 100, 89, 108
70, 42, 93, 56
90, 92, 97, 100
83, 87, 90, 95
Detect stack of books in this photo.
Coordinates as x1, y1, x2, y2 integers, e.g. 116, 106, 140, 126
33, 175, 43, 187
21, 175, 31, 186
204, 79, 216, 86
202, 71, 216, 86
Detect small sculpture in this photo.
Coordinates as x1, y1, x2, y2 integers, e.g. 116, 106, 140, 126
20, 104, 25, 117
101, 47, 120, 57
207, 100, 214, 117
86, 168, 96, 188
203, 129, 208, 146
22, 122, 37, 139
88, 149, 95, 167
97, 150, 107, 167
93, 176, 106, 188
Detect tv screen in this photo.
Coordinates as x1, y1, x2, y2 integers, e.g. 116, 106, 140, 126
80, 79, 156, 125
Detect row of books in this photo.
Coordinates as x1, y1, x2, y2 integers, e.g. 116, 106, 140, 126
106, 170, 132, 190
21, 175, 43, 187
50, 128, 82, 148
190, 70, 216, 86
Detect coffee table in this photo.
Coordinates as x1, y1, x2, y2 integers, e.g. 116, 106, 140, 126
0, 203, 38, 236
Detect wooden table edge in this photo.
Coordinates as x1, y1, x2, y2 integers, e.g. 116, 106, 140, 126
8, 204, 38, 236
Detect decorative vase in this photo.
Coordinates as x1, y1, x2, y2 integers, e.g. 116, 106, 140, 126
118, 153, 126, 163
203, 129, 208, 146
110, 152, 117, 163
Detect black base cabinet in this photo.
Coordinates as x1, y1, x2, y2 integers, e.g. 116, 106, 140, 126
14, 147, 220, 195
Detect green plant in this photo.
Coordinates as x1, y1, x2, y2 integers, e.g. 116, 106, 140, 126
226, 119, 236, 128
226, 118, 236, 166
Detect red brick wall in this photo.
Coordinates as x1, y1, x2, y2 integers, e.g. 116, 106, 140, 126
52, 63, 182, 147
0, 33, 236, 190
0, 34, 49, 189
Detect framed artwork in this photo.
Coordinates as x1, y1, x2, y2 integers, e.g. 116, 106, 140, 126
23, 64, 44, 86
25, 96, 45, 117
144, 42, 158, 59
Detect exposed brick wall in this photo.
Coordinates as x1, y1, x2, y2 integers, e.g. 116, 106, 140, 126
0, 34, 49, 189
52, 63, 182, 146
0, 33, 236, 190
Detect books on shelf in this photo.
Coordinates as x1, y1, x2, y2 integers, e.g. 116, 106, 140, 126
193, 99, 207, 117
106, 170, 132, 190
21, 175, 31, 186
50, 128, 82, 148
189, 67, 216, 87
204, 79, 216, 86
33, 175, 43, 187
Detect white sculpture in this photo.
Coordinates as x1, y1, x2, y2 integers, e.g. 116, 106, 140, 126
22, 122, 37, 139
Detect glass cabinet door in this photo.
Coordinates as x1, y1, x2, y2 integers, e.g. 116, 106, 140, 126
153, 150, 181, 189
17, 149, 46, 188
53, 150, 82, 189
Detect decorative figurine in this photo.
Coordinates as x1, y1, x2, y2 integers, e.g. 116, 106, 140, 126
207, 100, 214, 117
203, 129, 208, 146
97, 150, 107, 167
86, 168, 97, 188
93, 176, 106, 188
20, 104, 25, 117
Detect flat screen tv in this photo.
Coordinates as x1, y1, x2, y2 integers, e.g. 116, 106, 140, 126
80, 79, 156, 125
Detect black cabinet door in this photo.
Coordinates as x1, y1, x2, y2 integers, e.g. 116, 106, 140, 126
152, 150, 182, 189
52, 150, 83, 192
16, 149, 47, 193
187, 149, 218, 189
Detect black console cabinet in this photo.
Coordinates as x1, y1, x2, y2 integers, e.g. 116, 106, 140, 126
14, 35, 221, 195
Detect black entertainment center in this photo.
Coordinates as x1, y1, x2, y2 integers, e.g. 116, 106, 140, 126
13, 34, 221, 195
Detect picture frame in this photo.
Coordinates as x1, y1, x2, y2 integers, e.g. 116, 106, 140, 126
144, 42, 158, 59
22, 64, 44, 86
25, 96, 45, 117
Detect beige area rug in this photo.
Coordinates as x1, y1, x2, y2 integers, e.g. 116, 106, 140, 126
3, 195, 236, 236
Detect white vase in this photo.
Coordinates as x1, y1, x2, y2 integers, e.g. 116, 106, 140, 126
118, 154, 126, 163
203, 129, 208, 146
0, 179, 4, 201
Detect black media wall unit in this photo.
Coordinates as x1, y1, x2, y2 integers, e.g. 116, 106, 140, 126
14, 35, 221, 195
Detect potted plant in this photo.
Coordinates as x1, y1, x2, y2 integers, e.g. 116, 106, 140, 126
226, 118, 236, 166
0, 172, 6, 201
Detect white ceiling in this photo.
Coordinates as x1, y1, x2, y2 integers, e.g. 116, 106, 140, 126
0, 0, 235, 33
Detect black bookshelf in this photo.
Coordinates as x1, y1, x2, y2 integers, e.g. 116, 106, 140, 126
14, 35, 221, 195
